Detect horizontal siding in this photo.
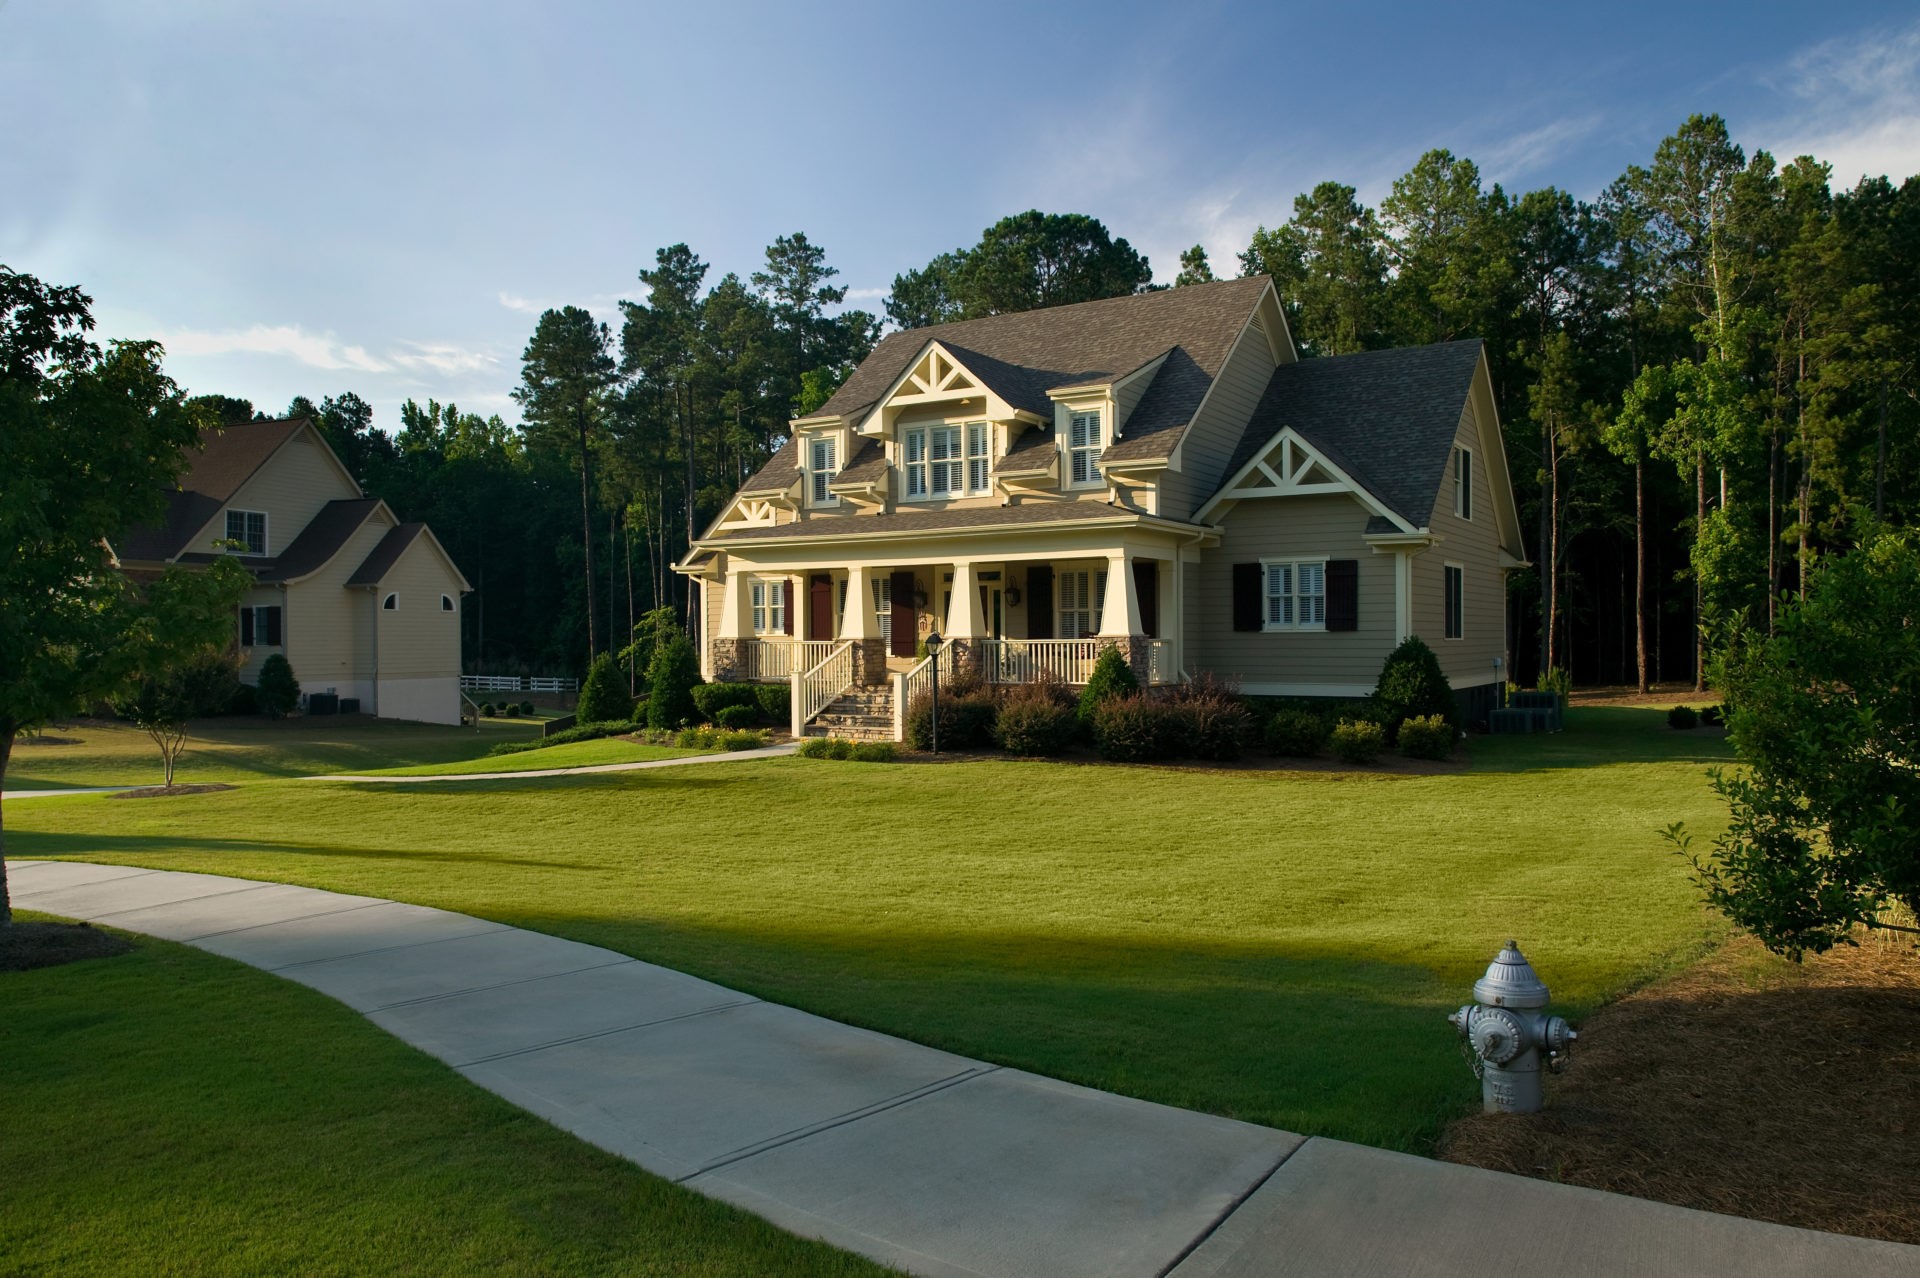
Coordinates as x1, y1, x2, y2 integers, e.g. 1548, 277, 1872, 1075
1412, 401, 1506, 686
193, 431, 359, 556
1191, 494, 1395, 687
373, 537, 465, 679
1159, 324, 1276, 521
235, 584, 285, 682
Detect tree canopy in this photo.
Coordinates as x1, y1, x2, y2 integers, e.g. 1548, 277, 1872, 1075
885, 211, 1153, 328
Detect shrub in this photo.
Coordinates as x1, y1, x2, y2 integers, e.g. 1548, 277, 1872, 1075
753, 683, 790, 725
1091, 693, 1175, 763
1700, 703, 1724, 727
225, 681, 258, 717
675, 725, 721, 749
1329, 718, 1385, 764
826, 737, 855, 760
1537, 666, 1573, 706
904, 688, 997, 750
715, 703, 758, 730
578, 652, 635, 725
255, 653, 300, 719
692, 681, 760, 722
797, 736, 834, 758
1265, 707, 1329, 757
1397, 713, 1454, 760
850, 741, 897, 763
484, 721, 631, 756
1170, 676, 1256, 761
644, 635, 702, 730
1077, 645, 1139, 730
1668, 704, 1699, 730
992, 688, 1079, 756
629, 696, 648, 725
720, 729, 768, 751
1372, 637, 1457, 739
479, 702, 495, 717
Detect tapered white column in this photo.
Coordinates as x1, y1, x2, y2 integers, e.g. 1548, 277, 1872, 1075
1098, 552, 1141, 636
947, 561, 986, 638
718, 569, 749, 639
843, 565, 879, 639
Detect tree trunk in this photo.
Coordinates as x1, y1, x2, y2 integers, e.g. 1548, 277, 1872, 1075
1695, 453, 1707, 692
1634, 455, 1648, 693
579, 421, 597, 660
1767, 426, 1779, 631
1547, 440, 1562, 675
1, 724, 14, 928
625, 509, 637, 696
1537, 434, 1553, 677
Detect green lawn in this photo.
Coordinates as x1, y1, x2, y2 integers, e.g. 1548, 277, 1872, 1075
0, 921, 886, 1277
8, 705, 1736, 1153
357, 737, 711, 776
5, 716, 541, 789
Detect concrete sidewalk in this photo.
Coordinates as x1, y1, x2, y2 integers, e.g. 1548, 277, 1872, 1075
12, 859, 1915, 1278
304, 740, 799, 783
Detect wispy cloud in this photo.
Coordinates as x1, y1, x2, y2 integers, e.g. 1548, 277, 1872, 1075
1477, 114, 1606, 185
388, 340, 496, 375
842, 286, 889, 301
1765, 19, 1920, 184
497, 289, 625, 317
157, 324, 391, 373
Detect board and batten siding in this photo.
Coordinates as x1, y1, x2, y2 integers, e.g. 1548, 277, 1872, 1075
285, 511, 394, 695
372, 536, 465, 680
1156, 320, 1278, 521
1411, 400, 1506, 688
1191, 493, 1395, 692
192, 429, 359, 556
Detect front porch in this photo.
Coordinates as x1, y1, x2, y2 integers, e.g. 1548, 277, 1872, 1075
723, 634, 1176, 688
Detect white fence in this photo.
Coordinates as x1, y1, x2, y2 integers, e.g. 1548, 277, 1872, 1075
739, 638, 838, 682
460, 675, 579, 694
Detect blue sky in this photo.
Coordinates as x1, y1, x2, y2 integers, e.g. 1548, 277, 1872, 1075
4, 1, 1917, 428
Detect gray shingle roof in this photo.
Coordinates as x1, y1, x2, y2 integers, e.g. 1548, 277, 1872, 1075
705, 498, 1192, 543
1221, 340, 1484, 527
116, 417, 311, 562
831, 438, 888, 486
347, 523, 427, 586
994, 425, 1056, 475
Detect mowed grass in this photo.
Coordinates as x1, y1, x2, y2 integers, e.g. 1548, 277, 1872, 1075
0, 921, 886, 1277
9, 706, 1736, 1152
6, 716, 540, 789
356, 737, 711, 776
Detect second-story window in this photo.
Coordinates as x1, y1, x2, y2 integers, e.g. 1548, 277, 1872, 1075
929, 426, 961, 495
902, 423, 990, 499
810, 436, 838, 505
1069, 411, 1104, 487
226, 509, 267, 556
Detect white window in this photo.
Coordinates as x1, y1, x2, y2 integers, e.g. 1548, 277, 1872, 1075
871, 576, 892, 649
1057, 569, 1108, 639
904, 422, 991, 499
903, 429, 928, 498
382, 592, 399, 611
966, 422, 991, 494
1453, 445, 1473, 520
809, 436, 838, 505
1262, 560, 1326, 631
750, 579, 785, 634
1068, 410, 1104, 487
1444, 563, 1465, 640
225, 509, 267, 556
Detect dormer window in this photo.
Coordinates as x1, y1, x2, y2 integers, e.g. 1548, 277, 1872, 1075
809, 436, 839, 506
225, 509, 267, 556
902, 423, 990, 500
1068, 411, 1104, 487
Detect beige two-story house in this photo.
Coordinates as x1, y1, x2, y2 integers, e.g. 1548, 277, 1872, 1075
677, 276, 1527, 738
115, 417, 472, 725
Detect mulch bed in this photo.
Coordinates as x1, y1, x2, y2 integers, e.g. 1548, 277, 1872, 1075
1, 920, 135, 973
106, 783, 237, 799
1440, 928, 1920, 1244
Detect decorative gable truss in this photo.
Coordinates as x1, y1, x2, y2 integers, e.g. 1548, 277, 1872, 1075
895, 345, 981, 401
712, 496, 785, 532
1195, 428, 1415, 532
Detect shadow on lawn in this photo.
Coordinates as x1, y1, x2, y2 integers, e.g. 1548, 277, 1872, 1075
1469, 706, 1736, 773
9, 831, 603, 873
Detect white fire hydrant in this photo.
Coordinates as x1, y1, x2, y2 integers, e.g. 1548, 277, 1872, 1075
1449, 940, 1576, 1114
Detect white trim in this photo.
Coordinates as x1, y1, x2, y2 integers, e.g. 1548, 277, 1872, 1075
1258, 556, 1328, 632
1066, 408, 1105, 489
749, 576, 788, 636
807, 435, 840, 507
225, 508, 269, 556
1194, 427, 1414, 531
381, 592, 399, 610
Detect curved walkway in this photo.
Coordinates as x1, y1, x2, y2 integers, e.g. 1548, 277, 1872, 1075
11, 858, 1915, 1278
302, 740, 799, 784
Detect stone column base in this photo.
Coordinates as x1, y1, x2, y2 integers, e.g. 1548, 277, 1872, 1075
1095, 636, 1152, 685
852, 639, 890, 686
711, 638, 751, 683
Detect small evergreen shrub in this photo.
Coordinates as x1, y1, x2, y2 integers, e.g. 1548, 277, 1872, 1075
992, 687, 1079, 756
1329, 718, 1385, 764
1668, 704, 1699, 730
480, 702, 495, 717
519, 701, 534, 716
1265, 707, 1329, 757
1397, 713, 1454, 760
629, 696, 649, 725
692, 682, 760, 722
797, 736, 834, 758
644, 635, 702, 730
754, 683, 790, 724
1372, 637, 1457, 739
226, 681, 258, 717
1700, 703, 1724, 727
715, 704, 758, 730
1077, 645, 1139, 730
577, 651, 635, 724
850, 741, 897, 763
1091, 693, 1174, 763
255, 654, 300, 719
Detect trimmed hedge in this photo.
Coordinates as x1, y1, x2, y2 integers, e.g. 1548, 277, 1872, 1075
1329, 718, 1385, 764
1265, 707, 1329, 757
754, 683, 790, 725
714, 704, 759, 730
486, 721, 632, 756
904, 688, 997, 751
992, 687, 1079, 756
692, 682, 761, 722
1397, 713, 1453, 760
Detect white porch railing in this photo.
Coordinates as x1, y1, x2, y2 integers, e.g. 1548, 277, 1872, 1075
977, 638, 1100, 686
890, 644, 963, 742
1146, 639, 1175, 685
791, 641, 855, 737
741, 638, 837, 682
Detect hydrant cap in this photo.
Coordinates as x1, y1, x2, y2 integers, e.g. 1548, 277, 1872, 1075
1472, 939, 1551, 1008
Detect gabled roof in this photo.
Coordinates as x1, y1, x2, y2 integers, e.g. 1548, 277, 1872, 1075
831, 438, 889, 487
346, 523, 427, 586
704, 497, 1200, 543
815, 276, 1274, 443
117, 417, 314, 561
739, 438, 801, 495
1219, 341, 1485, 528
171, 498, 386, 583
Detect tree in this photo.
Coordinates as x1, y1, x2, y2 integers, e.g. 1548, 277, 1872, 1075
884, 252, 965, 330
885, 213, 1152, 326
577, 652, 635, 724
113, 642, 246, 788
1378, 149, 1511, 346
515, 306, 616, 660
1240, 182, 1387, 356
1174, 244, 1216, 287
0, 266, 238, 925
255, 653, 300, 719
643, 634, 701, 730
1372, 635, 1459, 733
1673, 528, 1920, 958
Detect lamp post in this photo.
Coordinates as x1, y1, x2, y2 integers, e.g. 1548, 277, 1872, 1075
925, 629, 943, 755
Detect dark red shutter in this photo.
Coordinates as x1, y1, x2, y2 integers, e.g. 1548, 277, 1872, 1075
1232, 563, 1262, 631
264, 606, 283, 646
1326, 560, 1358, 632
1026, 565, 1054, 639
782, 580, 794, 636
1132, 560, 1159, 637
890, 570, 916, 657
808, 574, 833, 640
239, 606, 255, 646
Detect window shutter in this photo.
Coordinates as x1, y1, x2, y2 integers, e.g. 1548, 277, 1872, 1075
1326, 560, 1358, 632
1026, 565, 1054, 639
239, 606, 255, 647
890, 570, 916, 657
1232, 563, 1262, 632
782, 579, 794, 636
264, 606, 283, 646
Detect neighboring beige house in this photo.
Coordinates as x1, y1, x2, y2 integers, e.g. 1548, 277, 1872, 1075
115, 417, 472, 725
678, 276, 1527, 739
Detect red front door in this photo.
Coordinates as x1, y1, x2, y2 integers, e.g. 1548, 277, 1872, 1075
808, 574, 834, 640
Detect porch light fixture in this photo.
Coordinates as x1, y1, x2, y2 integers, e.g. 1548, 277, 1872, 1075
925, 629, 944, 755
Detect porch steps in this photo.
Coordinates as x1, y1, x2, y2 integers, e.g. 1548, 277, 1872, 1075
804, 687, 894, 742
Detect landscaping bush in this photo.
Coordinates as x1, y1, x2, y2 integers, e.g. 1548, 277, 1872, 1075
1170, 676, 1256, 761
577, 652, 635, 725
1077, 644, 1139, 730
675, 726, 720, 749
1668, 704, 1699, 730
225, 681, 258, 717
720, 729, 768, 751
519, 701, 534, 716
1329, 718, 1385, 764
255, 653, 300, 719
484, 721, 631, 756
479, 702, 495, 717
714, 704, 758, 730
629, 696, 649, 725
797, 736, 834, 758
644, 635, 701, 730
753, 683, 790, 725
1397, 713, 1454, 761
1700, 703, 1724, 727
1091, 693, 1175, 763
826, 737, 855, 760
1537, 666, 1573, 707
1372, 637, 1457, 739
904, 688, 997, 750
692, 682, 760, 722
991, 683, 1079, 756
1265, 707, 1329, 757
850, 741, 897, 763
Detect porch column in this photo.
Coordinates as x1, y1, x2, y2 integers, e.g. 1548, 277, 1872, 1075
1097, 552, 1141, 637
842, 566, 878, 638
946, 561, 986, 639
718, 570, 749, 638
